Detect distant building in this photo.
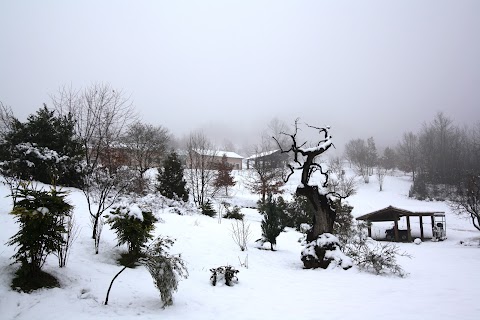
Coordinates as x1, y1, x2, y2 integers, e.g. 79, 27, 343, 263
186, 149, 244, 170
245, 149, 289, 169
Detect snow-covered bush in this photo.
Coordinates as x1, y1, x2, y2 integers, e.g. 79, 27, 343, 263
7, 186, 73, 291
201, 200, 216, 217
139, 237, 188, 307
283, 194, 314, 231
344, 226, 411, 277
223, 205, 244, 220
106, 203, 158, 261
210, 266, 239, 286
301, 233, 353, 270
0, 106, 84, 188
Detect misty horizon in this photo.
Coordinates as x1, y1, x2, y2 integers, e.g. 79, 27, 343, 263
1, 1, 479, 156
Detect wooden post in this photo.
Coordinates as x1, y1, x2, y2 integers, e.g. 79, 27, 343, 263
431, 215, 435, 238
419, 216, 424, 240
394, 219, 399, 242
406, 215, 412, 242
367, 222, 372, 238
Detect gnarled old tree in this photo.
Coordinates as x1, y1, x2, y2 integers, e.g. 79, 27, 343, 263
275, 119, 352, 270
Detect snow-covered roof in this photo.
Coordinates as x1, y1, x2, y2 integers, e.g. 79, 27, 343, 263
193, 149, 244, 159
246, 149, 280, 160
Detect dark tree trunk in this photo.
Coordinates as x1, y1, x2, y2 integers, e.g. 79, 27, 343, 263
297, 185, 336, 242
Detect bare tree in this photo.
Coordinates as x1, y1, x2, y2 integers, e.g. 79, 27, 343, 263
52, 83, 137, 251
0, 102, 22, 207
376, 166, 387, 191
450, 174, 480, 231
186, 131, 218, 207
244, 137, 285, 202
344, 138, 369, 182
122, 121, 170, 192
328, 157, 357, 204
275, 119, 351, 269
397, 131, 419, 181
231, 219, 252, 251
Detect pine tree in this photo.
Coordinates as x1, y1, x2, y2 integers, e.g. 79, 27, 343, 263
157, 151, 189, 202
0, 105, 84, 187
8, 186, 73, 291
259, 194, 285, 250
213, 154, 236, 196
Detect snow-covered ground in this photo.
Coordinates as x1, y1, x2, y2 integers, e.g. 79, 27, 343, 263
1, 169, 479, 320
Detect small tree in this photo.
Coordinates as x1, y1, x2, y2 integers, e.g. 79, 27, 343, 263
231, 219, 251, 251
258, 195, 286, 251
157, 151, 189, 201
213, 154, 236, 196
140, 237, 188, 307
376, 166, 387, 191
450, 173, 480, 231
7, 186, 73, 291
106, 204, 158, 262
201, 200, 216, 217
105, 236, 188, 307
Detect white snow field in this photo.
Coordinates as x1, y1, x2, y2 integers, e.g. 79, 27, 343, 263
1, 169, 479, 320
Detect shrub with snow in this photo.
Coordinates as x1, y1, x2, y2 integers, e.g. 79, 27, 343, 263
344, 227, 411, 277
7, 186, 73, 291
301, 233, 353, 270
139, 237, 188, 307
210, 266, 239, 287
106, 203, 158, 260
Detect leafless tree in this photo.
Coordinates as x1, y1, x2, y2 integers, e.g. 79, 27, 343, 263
244, 137, 285, 202
450, 174, 480, 231
0, 102, 22, 207
344, 138, 370, 183
267, 117, 290, 151
186, 131, 218, 207
327, 157, 357, 204
52, 83, 137, 250
376, 166, 387, 191
57, 213, 80, 268
122, 121, 170, 192
396, 131, 419, 181
0, 102, 15, 137
275, 119, 351, 269
231, 219, 252, 251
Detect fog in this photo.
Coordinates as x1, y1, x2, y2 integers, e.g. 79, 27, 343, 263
1, 0, 479, 155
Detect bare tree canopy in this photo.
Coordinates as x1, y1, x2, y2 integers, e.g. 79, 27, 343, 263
51, 83, 137, 252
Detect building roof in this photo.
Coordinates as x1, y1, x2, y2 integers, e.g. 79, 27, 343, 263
193, 149, 244, 159
245, 149, 281, 160
356, 205, 445, 222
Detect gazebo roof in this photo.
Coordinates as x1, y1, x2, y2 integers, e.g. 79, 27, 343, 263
356, 205, 444, 222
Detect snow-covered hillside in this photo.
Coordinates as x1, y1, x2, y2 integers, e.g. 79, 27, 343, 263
0, 170, 479, 320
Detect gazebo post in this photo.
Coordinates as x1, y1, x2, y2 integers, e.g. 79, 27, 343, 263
431, 215, 435, 237
406, 215, 412, 242
394, 219, 399, 242
419, 216, 424, 240
367, 221, 372, 238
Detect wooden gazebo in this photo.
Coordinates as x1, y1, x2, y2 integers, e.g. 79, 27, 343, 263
356, 206, 446, 242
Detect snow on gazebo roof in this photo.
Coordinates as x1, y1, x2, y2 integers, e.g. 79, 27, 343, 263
356, 205, 445, 222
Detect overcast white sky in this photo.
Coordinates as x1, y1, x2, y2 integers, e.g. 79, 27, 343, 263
1, 0, 479, 153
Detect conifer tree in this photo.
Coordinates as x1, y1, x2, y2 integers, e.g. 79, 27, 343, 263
157, 151, 189, 202
259, 194, 285, 250
0, 105, 84, 187
213, 154, 236, 196
8, 186, 73, 291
